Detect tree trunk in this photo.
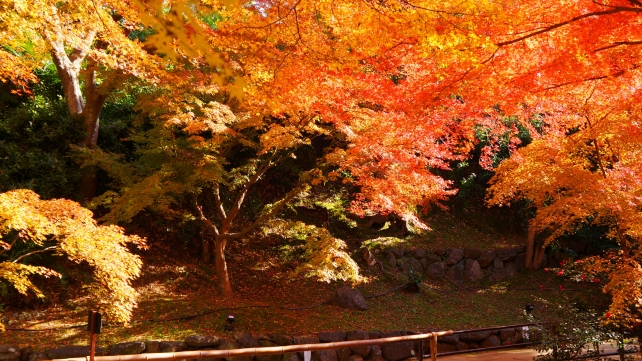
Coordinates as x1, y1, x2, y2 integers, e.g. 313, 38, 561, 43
532, 245, 546, 270
525, 222, 536, 269
214, 237, 233, 296
202, 234, 211, 263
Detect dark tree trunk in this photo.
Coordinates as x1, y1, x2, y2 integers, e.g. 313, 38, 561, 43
214, 237, 233, 296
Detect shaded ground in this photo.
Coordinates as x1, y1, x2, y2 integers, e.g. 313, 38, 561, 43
1, 212, 608, 350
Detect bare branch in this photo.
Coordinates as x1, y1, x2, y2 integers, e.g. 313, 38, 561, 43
594, 40, 642, 52
0, 233, 20, 257
12, 246, 57, 264
222, 183, 308, 240
213, 184, 227, 221
195, 197, 220, 236
497, 7, 641, 47
221, 153, 279, 232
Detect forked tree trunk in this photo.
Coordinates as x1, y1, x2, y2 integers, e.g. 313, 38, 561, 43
49, 32, 109, 202
525, 222, 547, 270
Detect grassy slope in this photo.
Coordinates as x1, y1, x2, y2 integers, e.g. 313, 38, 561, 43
1, 210, 607, 349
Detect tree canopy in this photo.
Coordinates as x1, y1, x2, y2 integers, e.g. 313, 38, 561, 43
1, 0, 642, 327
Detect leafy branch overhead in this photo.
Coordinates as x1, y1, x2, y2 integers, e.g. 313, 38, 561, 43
0, 190, 146, 330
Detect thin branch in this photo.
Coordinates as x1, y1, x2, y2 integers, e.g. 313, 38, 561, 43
234, 0, 304, 31
496, 7, 641, 47
0, 233, 20, 257
542, 70, 626, 90
12, 246, 57, 264
399, 0, 486, 16
222, 182, 308, 240
195, 196, 220, 236
594, 40, 642, 52
213, 184, 227, 221
221, 152, 279, 232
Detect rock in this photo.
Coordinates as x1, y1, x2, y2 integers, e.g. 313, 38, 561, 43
477, 251, 495, 268
499, 329, 516, 341
504, 261, 517, 278
516, 244, 527, 253
464, 249, 482, 259
493, 257, 503, 269
426, 253, 441, 263
436, 343, 457, 353
515, 253, 526, 272
47, 346, 105, 359
455, 342, 468, 351
438, 334, 459, 345
160, 342, 188, 352
480, 335, 501, 348
19, 347, 32, 361
468, 342, 480, 349
491, 330, 499, 335
386, 253, 397, 267
489, 267, 507, 281
318, 350, 338, 361
459, 330, 492, 342
346, 330, 370, 357
236, 334, 260, 348
0, 346, 20, 361
219, 340, 251, 361
347, 355, 363, 361
333, 286, 368, 310
366, 346, 384, 361
108, 342, 146, 356
387, 248, 405, 258
380, 332, 413, 361
445, 263, 464, 284
434, 249, 448, 257
270, 334, 294, 346
496, 249, 513, 261
407, 249, 426, 258
368, 332, 381, 339
335, 348, 352, 361
144, 342, 161, 353
186, 335, 220, 347
319, 332, 346, 343
424, 262, 446, 279
294, 335, 319, 345
418, 258, 428, 271
446, 249, 464, 265
281, 354, 301, 361
256, 340, 280, 361
401, 257, 423, 275
294, 334, 320, 360
367, 354, 385, 361
26, 353, 46, 361
464, 260, 484, 282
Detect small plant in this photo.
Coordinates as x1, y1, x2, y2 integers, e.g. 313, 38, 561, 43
406, 269, 422, 293
529, 302, 628, 361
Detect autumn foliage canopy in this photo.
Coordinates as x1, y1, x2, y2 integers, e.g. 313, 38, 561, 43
1, 0, 642, 327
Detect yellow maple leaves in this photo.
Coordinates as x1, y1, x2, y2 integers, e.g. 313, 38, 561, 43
0, 190, 146, 329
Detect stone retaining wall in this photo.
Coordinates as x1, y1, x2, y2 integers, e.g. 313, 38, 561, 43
1, 328, 538, 361
383, 243, 590, 284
